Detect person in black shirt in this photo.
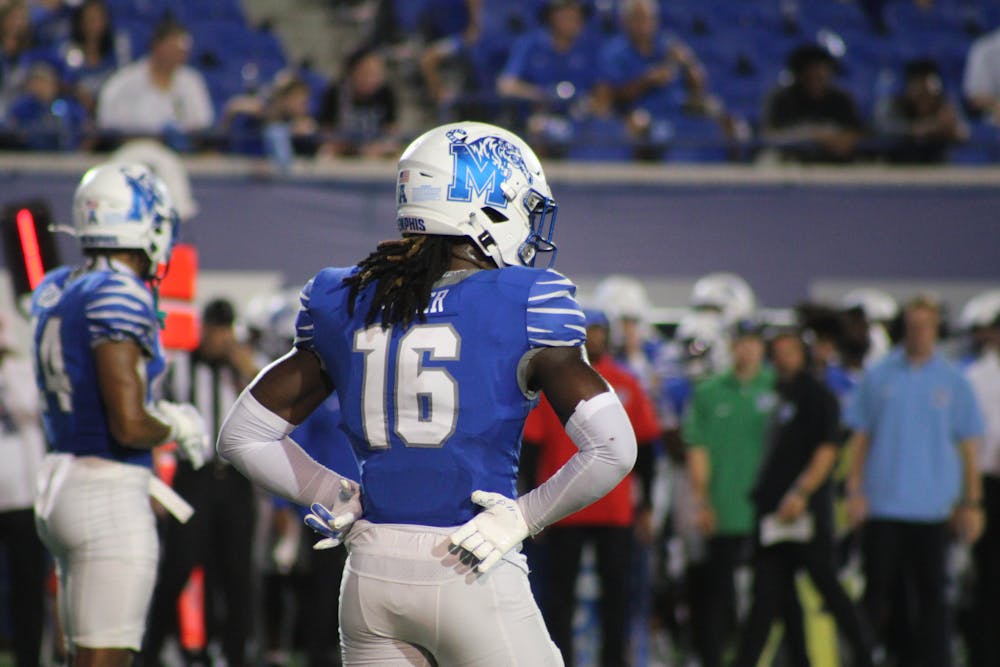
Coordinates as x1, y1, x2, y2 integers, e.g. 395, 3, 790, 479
762, 45, 864, 163
732, 328, 874, 667
317, 45, 400, 158
874, 58, 968, 164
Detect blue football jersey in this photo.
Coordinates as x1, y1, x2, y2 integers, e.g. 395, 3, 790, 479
30, 260, 165, 465
294, 265, 585, 527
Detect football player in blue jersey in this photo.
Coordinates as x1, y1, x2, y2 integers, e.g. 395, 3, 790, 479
219, 121, 637, 666
31, 163, 210, 667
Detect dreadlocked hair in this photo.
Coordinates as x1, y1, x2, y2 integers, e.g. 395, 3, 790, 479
344, 235, 459, 328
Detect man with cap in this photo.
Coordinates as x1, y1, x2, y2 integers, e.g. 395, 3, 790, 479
522, 308, 660, 667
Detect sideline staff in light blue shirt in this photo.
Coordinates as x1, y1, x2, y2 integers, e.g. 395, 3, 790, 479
847, 301, 984, 523
845, 295, 984, 667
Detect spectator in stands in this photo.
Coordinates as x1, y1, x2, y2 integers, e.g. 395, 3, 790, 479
684, 321, 803, 667
497, 0, 602, 144
0, 1, 34, 114
595, 0, 711, 137
732, 328, 874, 667
317, 45, 399, 158
762, 45, 864, 163
223, 72, 319, 157
847, 295, 984, 667
59, 0, 118, 114
965, 311, 1000, 667
875, 59, 967, 163
96, 17, 213, 140
523, 308, 660, 667
964, 24, 1000, 121
419, 0, 514, 122
29, 0, 71, 49
4, 61, 86, 150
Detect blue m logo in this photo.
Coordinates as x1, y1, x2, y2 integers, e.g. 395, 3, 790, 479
446, 132, 532, 209
123, 171, 163, 223
447, 142, 508, 208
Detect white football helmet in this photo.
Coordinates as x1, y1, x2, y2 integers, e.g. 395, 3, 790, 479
593, 275, 652, 322
395, 122, 557, 268
72, 163, 179, 277
841, 288, 898, 323
959, 289, 1000, 331
690, 272, 756, 325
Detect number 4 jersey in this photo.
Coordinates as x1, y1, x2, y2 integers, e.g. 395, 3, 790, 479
295, 265, 585, 527
30, 259, 164, 465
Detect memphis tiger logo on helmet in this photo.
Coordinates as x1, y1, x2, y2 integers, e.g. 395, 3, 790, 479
395, 122, 558, 269
444, 127, 534, 209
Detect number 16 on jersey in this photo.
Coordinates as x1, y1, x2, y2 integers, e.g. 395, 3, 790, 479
354, 324, 461, 450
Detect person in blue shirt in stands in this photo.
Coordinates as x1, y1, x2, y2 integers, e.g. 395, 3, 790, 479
6, 61, 87, 150
846, 294, 985, 667
218, 121, 637, 665
497, 0, 603, 126
596, 0, 706, 122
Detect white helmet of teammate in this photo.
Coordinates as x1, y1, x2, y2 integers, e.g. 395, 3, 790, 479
690, 272, 756, 325
959, 289, 1000, 331
395, 121, 557, 268
593, 275, 652, 322
841, 288, 899, 323
72, 163, 178, 276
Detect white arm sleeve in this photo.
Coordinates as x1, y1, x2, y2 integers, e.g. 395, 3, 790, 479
517, 391, 637, 534
217, 389, 349, 508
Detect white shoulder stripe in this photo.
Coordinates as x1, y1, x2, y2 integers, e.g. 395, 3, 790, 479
87, 296, 147, 313
565, 324, 587, 334
527, 307, 585, 318
87, 310, 153, 326
102, 276, 153, 303
528, 290, 574, 302
527, 326, 553, 333
528, 338, 583, 347
536, 278, 573, 286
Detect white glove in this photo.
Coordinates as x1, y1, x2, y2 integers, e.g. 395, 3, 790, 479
303, 478, 362, 549
152, 400, 211, 470
449, 490, 529, 574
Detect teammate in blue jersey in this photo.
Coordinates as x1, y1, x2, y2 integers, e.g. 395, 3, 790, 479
31, 163, 209, 667
219, 121, 638, 665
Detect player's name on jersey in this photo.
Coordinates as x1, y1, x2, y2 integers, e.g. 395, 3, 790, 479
424, 289, 449, 315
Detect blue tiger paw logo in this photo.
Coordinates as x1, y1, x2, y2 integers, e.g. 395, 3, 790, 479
446, 129, 532, 209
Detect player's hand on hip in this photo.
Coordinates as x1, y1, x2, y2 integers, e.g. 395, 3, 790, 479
450, 490, 529, 574
152, 400, 211, 470
303, 478, 361, 549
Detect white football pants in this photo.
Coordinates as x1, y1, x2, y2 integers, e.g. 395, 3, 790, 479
34, 454, 159, 651
339, 520, 563, 666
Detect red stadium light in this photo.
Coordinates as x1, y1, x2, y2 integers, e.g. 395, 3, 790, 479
16, 208, 45, 290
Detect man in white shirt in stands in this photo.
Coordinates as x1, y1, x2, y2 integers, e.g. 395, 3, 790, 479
97, 18, 213, 136
964, 26, 1000, 121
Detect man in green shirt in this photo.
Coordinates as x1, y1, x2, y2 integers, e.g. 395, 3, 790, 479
683, 321, 784, 667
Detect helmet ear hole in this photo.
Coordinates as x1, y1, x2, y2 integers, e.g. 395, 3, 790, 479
480, 207, 509, 223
